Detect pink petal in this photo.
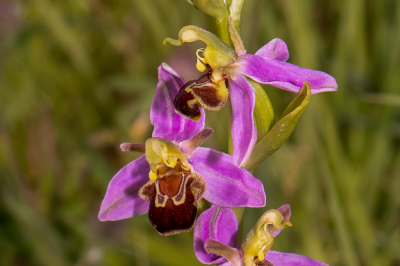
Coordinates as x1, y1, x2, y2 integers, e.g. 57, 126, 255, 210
151, 63, 205, 143
255, 38, 289, 61
98, 155, 150, 221
190, 148, 266, 207
239, 54, 338, 94
194, 205, 238, 264
229, 75, 257, 167
265, 251, 329, 266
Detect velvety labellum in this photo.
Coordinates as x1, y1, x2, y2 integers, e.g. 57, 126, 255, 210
139, 161, 205, 235
174, 79, 202, 121
173, 67, 228, 121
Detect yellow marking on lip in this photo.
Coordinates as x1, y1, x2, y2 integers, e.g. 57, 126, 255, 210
191, 115, 201, 121
171, 175, 189, 206
154, 181, 168, 207
187, 99, 198, 108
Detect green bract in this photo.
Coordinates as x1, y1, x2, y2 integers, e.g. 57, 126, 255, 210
251, 79, 275, 142
242, 82, 311, 170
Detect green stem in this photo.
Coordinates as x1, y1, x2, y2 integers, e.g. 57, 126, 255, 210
232, 207, 245, 244
215, 16, 232, 47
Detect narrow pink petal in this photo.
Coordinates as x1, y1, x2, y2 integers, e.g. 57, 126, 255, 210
151, 63, 205, 143
265, 251, 329, 266
190, 148, 266, 207
229, 75, 257, 167
255, 38, 289, 61
179, 128, 214, 158
239, 54, 338, 94
98, 155, 150, 221
194, 205, 238, 264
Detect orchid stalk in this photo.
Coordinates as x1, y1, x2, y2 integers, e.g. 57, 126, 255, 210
98, 0, 337, 265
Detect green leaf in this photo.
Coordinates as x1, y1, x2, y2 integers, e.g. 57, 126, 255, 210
250, 79, 275, 142
242, 82, 311, 171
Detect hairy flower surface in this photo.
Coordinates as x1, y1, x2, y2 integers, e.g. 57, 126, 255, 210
194, 204, 328, 266
164, 23, 338, 167
98, 64, 266, 236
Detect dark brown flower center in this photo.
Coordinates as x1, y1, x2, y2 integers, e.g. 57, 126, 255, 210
173, 65, 228, 121
139, 160, 206, 235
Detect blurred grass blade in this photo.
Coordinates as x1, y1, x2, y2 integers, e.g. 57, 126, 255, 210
3, 191, 67, 266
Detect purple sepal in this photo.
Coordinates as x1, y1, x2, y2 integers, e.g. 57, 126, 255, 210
239, 54, 338, 94
194, 205, 238, 264
229, 75, 257, 167
255, 38, 289, 61
190, 147, 266, 207
98, 155, 150, 221
151, 63, 205, 143
265, 251, 329, 266
272, 204, 291, 237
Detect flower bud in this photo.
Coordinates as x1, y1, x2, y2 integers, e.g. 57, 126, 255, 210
190, 0, 229, 19
241, 205, 292, 266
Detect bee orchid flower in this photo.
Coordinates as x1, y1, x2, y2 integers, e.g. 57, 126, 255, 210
98, 64, 266, 236
164, 19, 337, 167
194, 204, 328, 266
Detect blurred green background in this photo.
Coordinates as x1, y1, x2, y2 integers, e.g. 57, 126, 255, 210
1, 0, 399, 265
